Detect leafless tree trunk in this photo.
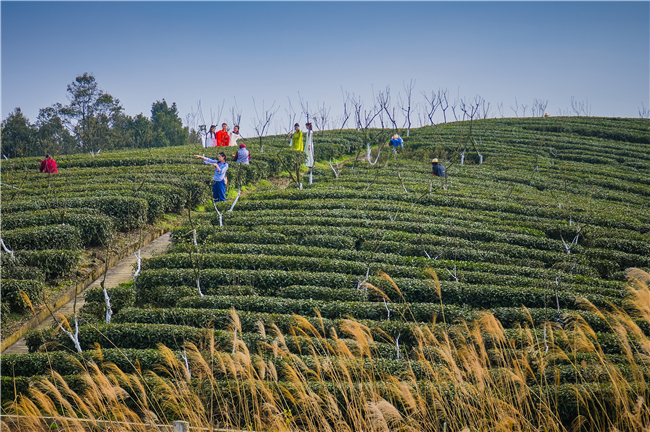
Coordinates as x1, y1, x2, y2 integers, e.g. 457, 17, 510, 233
252, 99, 278, 153
230, 97, 242, 127
459, 95, 481, 137
438, 88, 450, 124
450, 90, 460, 121
377, 86, 399, 132
479, 97, 491, 119
398, 79, 415, 136
284, 97, 297, 134
640, 103, 650, 118
510, 98, 520, 117
496, 102, 504, 118
210, 100, 226, 127
339, 88, 352, 131
422, 90, 441, 125
571, 97, 591, 116
298, 92, 311, 124
532, 99, 548, 117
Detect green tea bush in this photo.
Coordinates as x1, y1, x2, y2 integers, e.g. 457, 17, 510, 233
2, 224, 83, 251
1, 279, 44, 312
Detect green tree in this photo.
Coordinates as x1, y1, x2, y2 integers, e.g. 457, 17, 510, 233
36, 107, 76, 155
151, 99, 188, 147
1, 108, 36, 158
56, 73, 124, 153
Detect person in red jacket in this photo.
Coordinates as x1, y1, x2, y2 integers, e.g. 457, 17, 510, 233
216, 123, 229, 147
39, 154, 58, 173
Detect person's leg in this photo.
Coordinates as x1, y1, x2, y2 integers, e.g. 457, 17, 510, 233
212, 181, 219, 201
216, 180, 226, 201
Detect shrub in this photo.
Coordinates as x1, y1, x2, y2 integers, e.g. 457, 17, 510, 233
1, 224, 83, 250
83, 283, 136, 316
2, 196, 148, 231
13, 250, 80, 277
1, 279, 44, 312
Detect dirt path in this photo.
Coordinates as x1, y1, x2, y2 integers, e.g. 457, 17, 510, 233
3, 232, 172, 355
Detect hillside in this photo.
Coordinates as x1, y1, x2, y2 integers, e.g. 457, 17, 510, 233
1, 116, 649, 430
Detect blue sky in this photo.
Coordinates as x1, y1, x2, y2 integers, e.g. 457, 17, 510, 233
2, 1, 649, 136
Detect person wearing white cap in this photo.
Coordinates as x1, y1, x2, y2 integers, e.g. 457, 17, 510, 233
431, 158, 446, 177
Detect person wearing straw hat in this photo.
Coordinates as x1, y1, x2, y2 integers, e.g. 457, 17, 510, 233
389, 134, 403, 150
431, 158, 446, 177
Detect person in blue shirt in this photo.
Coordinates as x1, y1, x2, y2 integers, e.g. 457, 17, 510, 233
389, 134, 403, 151
194, 152, 229, 202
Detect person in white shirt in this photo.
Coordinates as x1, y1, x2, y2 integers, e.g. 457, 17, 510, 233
305, 122, 314, 168
206, 125, 217, 147
229, 125, 243, 147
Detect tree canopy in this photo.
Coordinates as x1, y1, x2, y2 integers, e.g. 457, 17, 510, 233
1, 73, 196, 158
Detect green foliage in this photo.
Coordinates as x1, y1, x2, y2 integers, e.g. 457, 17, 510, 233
2, 210, 114, 247
2, 224, 83, 251
82, 283, 136, 316
1, 279, 44, 312
1, 108, 36, 158
13, 249, 80, 277
2, 196, 148, 231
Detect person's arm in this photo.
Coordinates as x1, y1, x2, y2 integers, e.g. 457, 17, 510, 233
39, 160, 46, 172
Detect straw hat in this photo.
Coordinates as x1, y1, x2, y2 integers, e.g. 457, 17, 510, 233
431, 158, 439, 163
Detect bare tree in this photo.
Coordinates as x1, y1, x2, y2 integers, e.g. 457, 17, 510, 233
510, 98, 520, 117
230, 97, 242, 127
450, 89, 460, 122
422, 90, 441, 125
496, 102, 504, 118
351, 94, 382, 168
459, 95, 481, 133
571, 97, 591, 116
479, 97, 491, 119
251, 98, 278, 153
339, 88, 352, 131
438, 88, 450, 123
298, 92, 311, 124
532, 99, 548, 117
209, 100, 226, 127
415, 102, 425, 127
398, 79, 415, 136
284, 97, 297, 134
377, 86, 399, 132
640, 102, 650, 119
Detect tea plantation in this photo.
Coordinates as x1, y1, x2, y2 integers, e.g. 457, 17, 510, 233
2, 116, 649, 428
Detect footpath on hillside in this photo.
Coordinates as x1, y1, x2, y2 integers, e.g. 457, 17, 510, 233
3, 232, 172, 355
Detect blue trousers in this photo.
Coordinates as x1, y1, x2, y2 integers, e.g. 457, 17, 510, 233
212, 180, 226, 202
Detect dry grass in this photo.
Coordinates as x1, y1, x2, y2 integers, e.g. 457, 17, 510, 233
4, 269, 650, 432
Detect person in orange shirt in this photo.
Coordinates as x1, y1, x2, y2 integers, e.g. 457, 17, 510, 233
216, 123, 229, 147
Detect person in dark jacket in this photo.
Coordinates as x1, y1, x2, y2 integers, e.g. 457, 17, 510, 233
39, 154, 58, 173
431, 158, 446, 177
